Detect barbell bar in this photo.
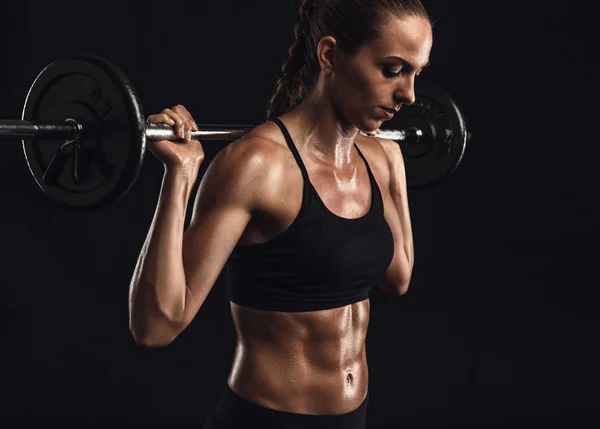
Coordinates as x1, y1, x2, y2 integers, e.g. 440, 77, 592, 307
0, 54, 469, 209
0, 120, 419, 143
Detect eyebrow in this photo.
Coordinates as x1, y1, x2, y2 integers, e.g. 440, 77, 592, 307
384, 56, 431, 70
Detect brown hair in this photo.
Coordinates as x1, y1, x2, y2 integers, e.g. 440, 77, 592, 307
265, 0, 431, 119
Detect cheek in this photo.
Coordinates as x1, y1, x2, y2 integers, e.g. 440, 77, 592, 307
333, 66, 380, 107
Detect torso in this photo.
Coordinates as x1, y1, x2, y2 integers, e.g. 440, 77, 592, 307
227, 118, 391, 415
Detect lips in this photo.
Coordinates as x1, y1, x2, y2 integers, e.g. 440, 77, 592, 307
380, 107, 395, 119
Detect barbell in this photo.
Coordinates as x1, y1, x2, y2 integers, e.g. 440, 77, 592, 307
0, 54, 469, 209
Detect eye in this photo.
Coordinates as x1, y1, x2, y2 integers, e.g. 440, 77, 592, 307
382, 68, 401, 78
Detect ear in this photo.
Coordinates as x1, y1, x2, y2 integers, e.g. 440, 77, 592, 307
316, 36, 337, 74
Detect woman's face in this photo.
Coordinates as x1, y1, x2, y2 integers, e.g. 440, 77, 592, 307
329, 14, 433, 132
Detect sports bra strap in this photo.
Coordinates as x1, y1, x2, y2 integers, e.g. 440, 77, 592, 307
271, 118, 311, 183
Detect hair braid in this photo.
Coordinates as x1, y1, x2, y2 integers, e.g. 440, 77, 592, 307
265, 0, 316, 119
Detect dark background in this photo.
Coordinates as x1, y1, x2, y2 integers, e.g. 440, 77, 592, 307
1, 0, 599, 428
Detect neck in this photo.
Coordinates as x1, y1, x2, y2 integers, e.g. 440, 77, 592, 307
283, 84, 359, 168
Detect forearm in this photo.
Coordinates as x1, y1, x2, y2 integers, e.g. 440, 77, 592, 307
128, 170, 196, 344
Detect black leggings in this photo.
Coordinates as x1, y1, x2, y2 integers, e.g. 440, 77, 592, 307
203, 384, 369, 429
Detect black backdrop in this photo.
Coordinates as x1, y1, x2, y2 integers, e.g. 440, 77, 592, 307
1, 1, 599, 428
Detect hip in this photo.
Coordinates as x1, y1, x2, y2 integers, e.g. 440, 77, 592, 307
203, 383, 369, 429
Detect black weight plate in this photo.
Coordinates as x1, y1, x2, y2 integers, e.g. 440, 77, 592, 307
391, 83, 468, 188
22, 54, 145, 208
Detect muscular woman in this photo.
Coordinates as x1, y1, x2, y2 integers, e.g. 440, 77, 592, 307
128, 0, 433, 428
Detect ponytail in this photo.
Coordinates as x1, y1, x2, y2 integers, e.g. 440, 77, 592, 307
265, 0, 316, 119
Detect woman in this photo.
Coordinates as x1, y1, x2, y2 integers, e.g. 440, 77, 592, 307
128, 0, 432, 427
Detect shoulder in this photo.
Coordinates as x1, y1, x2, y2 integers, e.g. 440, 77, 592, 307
198, 122, 292, 213
207, 121, 289, 182
355, 134, 395, 187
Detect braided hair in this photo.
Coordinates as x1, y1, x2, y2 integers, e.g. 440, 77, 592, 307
265, 0, 317, 120
265, 0, 431, 119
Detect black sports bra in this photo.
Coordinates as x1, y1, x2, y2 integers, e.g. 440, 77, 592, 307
226, 118, 394, 312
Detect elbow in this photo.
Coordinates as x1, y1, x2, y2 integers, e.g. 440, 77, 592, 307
132, 334, 169, 348
129, 317, 182, 348
381, 256, 413, 296
396, 280, 410, 296
397, 253, 414, 295
130, 326, 178, 348
134, 336, 175, 349
378, 275, 411, 296
384, 276, 411, 296
128, 285, 187, 347
397, 266, 413, 295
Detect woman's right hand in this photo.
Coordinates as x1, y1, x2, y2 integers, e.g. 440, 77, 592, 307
146, 105, 205, 174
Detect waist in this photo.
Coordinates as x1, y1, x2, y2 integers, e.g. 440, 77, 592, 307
228, 342, 369, 415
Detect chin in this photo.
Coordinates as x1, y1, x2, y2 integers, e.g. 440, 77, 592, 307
359, 118, 385, 133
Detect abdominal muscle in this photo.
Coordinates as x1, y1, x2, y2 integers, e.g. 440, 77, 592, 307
225, 124, 376, 415
228, 299, 370, 415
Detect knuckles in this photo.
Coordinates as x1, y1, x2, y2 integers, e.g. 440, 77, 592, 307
152, 105, 197, 129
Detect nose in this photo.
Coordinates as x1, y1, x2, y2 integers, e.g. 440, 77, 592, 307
394, 78, 416, 106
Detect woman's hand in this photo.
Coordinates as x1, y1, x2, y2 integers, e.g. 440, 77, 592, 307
146, 105, 205, 175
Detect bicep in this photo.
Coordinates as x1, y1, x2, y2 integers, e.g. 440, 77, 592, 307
376, 138, 406, 193
374, 137, 412, 293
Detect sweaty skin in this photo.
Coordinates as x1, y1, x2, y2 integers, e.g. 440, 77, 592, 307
224, 14, 432, 414
129, 14, 432, 417
226, 122, 387, 415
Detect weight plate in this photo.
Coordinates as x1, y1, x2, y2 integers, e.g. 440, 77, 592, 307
391, 83, 468, 188
22, 54, 145, 208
